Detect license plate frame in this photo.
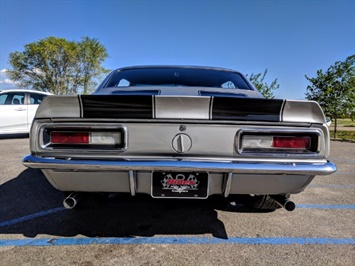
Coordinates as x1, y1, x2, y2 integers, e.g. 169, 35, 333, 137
151, 171, 209, 199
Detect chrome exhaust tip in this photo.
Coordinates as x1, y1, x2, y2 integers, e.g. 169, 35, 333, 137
63, 192, 80, 209
270, 195, 296, 211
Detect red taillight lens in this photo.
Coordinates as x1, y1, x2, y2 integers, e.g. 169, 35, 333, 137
51, 132, 90, 144
273, 137, 310, 149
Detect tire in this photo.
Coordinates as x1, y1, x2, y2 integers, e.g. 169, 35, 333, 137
248, 195, 282, 211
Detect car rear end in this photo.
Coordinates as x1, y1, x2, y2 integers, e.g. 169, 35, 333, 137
23, 95, 336, 200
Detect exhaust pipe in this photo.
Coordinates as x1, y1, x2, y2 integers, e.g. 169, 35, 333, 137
270, 195, 296, 211
63, 192, 80, 209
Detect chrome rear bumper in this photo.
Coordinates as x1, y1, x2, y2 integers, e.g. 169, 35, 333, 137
22, 155, 336, 176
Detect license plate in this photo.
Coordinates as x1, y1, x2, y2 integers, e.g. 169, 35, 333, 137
152, 172, 208, 198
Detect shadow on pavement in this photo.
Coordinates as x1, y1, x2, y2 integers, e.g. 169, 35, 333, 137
0, 168, 233, 239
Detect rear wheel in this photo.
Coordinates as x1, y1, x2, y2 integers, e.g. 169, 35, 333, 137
248, 195, 281, 211
227, 194, 284, 211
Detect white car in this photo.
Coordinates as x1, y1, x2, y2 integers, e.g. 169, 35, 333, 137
0, 89, 52, 134
326, 118, 332, 127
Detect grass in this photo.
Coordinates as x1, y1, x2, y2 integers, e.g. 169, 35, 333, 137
326, 119, 355, 141
329, 130, 355, 141
336, 119, 355, 127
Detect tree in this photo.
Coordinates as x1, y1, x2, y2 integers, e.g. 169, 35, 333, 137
6, 36, 109, 95
305, 55, 355, 138
246, 69, 280, 99
76, 37, 110, 94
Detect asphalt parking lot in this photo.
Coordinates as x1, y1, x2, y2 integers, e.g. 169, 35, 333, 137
0, 136, 354, 265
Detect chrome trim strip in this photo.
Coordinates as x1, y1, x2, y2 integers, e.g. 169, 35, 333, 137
23, 155, 337, 176
224, 173, 233, 197
129, 170, 136, 196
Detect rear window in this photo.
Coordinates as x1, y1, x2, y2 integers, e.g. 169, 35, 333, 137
103, 68, 253, 90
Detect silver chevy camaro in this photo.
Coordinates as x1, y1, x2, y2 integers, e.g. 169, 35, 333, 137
22, 66, 336, 211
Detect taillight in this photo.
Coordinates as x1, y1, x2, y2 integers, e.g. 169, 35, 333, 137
50, 131, 122, 145
240, 133, 317, 154
39, 124, 127, 151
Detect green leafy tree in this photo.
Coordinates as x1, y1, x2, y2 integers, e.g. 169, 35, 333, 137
7, 36, 109, 95
76, 37, 110, 94
305, 55, 355, 138
246, 69, 280, 99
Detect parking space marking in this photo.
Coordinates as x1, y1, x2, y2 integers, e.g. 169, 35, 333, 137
0, 237, 354, 247
308, 184, 355, 189
297, 204, 355, 209
0, 207, 66, 228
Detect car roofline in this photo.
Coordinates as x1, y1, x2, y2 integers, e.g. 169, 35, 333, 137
115, 65, 241, 74
0, 89, 52, 95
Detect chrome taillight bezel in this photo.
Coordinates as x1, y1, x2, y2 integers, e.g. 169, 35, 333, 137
236, 128, 323, 157
38, 123, 128, 151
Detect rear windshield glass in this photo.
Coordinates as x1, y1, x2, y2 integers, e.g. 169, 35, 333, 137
104, 68, 253, 90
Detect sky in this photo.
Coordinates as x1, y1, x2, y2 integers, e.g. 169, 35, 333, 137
0, 0, 354, 99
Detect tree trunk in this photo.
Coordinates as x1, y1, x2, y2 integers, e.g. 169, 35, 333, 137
334, 117, 337, 138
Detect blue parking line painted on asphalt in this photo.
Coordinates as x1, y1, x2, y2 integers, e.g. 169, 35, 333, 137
0, 207, 66, 228
0, 237, 354, 247
297, 204, 355, 209
308, 184, 355, 189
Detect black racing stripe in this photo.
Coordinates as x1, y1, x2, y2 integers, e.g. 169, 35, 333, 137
81, 95, 153, 119
212, 97, 284, 122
